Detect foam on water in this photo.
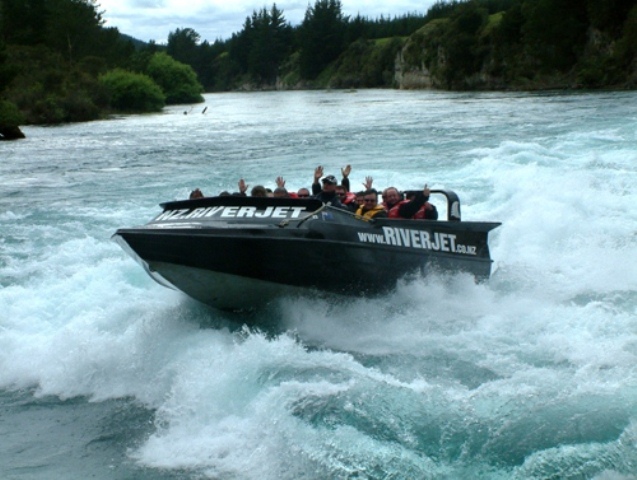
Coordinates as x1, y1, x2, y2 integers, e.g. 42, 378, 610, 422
1, 90, 636, 479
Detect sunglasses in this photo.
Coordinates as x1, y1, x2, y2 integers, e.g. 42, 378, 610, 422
297, 194, 309, 198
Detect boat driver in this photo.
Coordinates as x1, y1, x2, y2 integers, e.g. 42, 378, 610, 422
313, 174, 344, 208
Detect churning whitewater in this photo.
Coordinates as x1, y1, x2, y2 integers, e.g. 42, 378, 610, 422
1, 90, 636, 479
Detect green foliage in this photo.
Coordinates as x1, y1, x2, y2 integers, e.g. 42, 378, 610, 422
225, 6, 293, 84
299, 0, 347, 80
31, 96, 66, 123
521, 0, 588, 72
1, 0, 636, 128
331, 37, 404, 88
399, 0, 637, 89
0, 38, 18, 93
0, 99, 25, 126
402, 20, 449, 69
615, 5, 637, 67
4, 45, 106, 123
248, 5, 294, 83
99, 69, 165, 112
146, 52, 204, 104
167, 28, 201, 68
586, 0, 636, 34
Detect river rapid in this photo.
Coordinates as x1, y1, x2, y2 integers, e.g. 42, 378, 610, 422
1, 90, 636, 479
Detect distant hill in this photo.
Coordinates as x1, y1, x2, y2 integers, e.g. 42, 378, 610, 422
119, 33, 149, 50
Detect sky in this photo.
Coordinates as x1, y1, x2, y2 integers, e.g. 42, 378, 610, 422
97, 0, 438, 44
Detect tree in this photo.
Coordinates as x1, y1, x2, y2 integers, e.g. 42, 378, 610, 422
45, 0, 105, 66
586, 0, 635, 34
167, 28, 201, 68
0, 0, 48, 45
441, 2, 489, 86
521, 0, 588, 72
0, 36, 25, 137
245, 5, 293, 83
299, 0, 347, 80
146, 52, 204, 104
225, 4, 293, 84
99, 69, 165, 112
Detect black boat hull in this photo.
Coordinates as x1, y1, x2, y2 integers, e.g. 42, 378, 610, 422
114, 195, 499, 310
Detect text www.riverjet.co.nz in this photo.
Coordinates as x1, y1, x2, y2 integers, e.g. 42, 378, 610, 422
357, 227, 477, 255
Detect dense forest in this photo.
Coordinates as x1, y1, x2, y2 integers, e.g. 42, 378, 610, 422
1, 0, 636, 137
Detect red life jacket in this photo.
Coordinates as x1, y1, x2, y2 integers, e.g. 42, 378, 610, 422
387, 200, 409, 218
413, 203, 434, 219
343, 192, 356, 204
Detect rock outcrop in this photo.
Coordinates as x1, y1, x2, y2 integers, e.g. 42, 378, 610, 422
0, 126, 25, 140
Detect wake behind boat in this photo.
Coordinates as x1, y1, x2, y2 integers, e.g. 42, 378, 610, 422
113, 191, 500, 310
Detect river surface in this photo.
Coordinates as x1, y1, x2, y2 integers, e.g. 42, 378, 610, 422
1, 89, 637, 479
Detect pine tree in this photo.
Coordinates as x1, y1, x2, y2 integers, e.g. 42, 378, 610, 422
299, 0, 347, 80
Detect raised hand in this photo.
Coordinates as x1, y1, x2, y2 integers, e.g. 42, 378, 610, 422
314, 165, 324, 182
238, 178, 248, 194
341, 164, 352, 178
276, 176, 286, 188
363, 176, 373, 190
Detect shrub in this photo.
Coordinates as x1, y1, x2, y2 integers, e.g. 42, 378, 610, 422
0, 99, 25, 127
99, 69, 165, 112
31, 96, 65, 123
146, 52, 204, 104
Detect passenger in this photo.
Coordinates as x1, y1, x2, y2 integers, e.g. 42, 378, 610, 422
355, 191, 366, 209
312, 165, 325, 195
189, 188, 204, 199
313, 164, 357, 197
335, 184, 347, 200
219, 191, 231, 196
349, 177, 374, 211
355, 189, 387, 220
339, 165, 372, 193
297, 187, 311, 198
237, 178, 267, 197
313, 165, 349, 195
381, 187, 391, 208
340, 164, 352, 192
238, 178, 248, 196
313, 174, 344, 207
406, 190, 438, 220
273, 187, 289, 198
335, 184, 356, 212
384, 185, 438, 220
251, 185, 268, 197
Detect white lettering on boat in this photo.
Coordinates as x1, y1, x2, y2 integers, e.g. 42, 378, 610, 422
154, 206, 306, 222
357, 227, 477, 255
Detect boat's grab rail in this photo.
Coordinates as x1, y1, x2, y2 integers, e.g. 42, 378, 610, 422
279, 204, 328, 228
402, 189, 462, 222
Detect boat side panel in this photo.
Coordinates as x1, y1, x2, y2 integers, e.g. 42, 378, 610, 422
117, 230, 492, 298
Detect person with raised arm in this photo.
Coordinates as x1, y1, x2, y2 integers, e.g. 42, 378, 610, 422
311, 166, 344, 207
383, 184, 438, 220
355, 189, 387, 220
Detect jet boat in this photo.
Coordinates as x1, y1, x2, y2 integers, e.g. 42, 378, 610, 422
113, 190, 500, 310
